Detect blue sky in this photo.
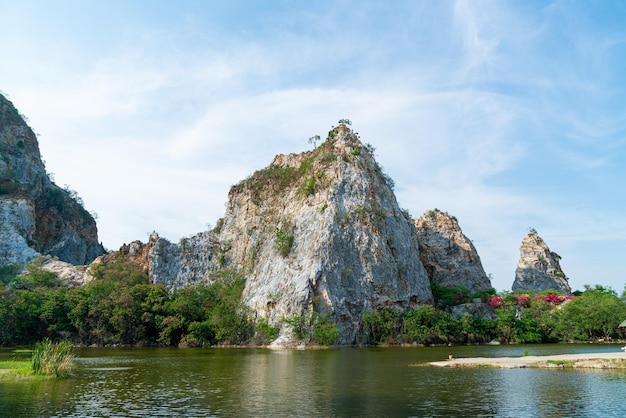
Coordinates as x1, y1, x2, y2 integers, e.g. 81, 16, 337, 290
1, 0, 625, 292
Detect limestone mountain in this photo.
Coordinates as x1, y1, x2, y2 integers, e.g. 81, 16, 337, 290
512, 231, 571, 294
0, 93, 105, 266
131, 124, 434, 343
414, 209, 492, 293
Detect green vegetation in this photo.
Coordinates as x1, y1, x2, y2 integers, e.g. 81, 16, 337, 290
362, 305, 495, 345
428, 208, 440, 218
300, 177, 316, 196
0, 341, 74, 380
0, 257, 254, 347
361, 285, 626, 346
283, 312, 340, 345
431, 284, 496, 308
32, 339, 74, 378
0, 360, 33, 380
274, 224, 295, 257
380, 169, 395, 190
2, 256, 626, 348
254, 318, 280, 345
308, 135, 320, 148
546, 359, 574, 368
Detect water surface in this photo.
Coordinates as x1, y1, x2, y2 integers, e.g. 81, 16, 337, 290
1, 344, 625, 416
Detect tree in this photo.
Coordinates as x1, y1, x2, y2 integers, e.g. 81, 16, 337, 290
338, 118, 352, 126
308, 135, 320, 148
554, 285, 626, 341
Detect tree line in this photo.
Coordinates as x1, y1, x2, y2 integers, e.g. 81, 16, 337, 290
1, 257, 625, 347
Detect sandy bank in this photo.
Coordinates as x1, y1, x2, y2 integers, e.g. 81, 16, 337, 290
429, 351, 626, 369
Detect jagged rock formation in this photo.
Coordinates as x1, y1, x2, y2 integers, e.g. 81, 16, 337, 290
414, 209, 492, 293
0, 93, 105, 267
40, 258, 93, 287
512, 232, 571, 294
140, 125, 434, 343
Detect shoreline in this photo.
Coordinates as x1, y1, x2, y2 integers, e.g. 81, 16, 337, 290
429, 351, 626, 369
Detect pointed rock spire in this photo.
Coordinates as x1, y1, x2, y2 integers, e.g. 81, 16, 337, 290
414, 209, 492, 293
512, 231, 571, 294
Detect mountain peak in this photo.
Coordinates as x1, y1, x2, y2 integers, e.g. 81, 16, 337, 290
512, 231, 571, 294
0, 92, 105, 266
144, 123, 432, 343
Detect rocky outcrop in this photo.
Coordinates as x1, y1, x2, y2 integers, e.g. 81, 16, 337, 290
512, 232, 571, 294
0, 93, 104, 267
0, 197, 38, 265
414, 209, 492, 293
143, 125, 433, 343
41, 258, 93, 287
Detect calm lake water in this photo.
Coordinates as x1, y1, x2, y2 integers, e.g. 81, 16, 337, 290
1, 344, 626, 417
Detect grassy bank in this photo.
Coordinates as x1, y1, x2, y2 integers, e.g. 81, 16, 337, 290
0, 340, 74, 380
0, 360, 37, 380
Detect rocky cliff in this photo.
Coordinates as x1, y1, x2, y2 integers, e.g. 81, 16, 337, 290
139, 125, 434, 343
512, 232, 571, 294
414, 209, 492, 293
0, 93, 105, 267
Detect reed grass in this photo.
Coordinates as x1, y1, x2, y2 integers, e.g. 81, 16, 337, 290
31, 339, 74, 378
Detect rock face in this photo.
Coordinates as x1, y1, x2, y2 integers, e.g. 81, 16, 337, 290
143, 125, 434, 343
0, 198, 38, 265
0, 93, 105, 267
40, 258, 93, 287
414, 209, 492, 293
512, 232, 571, 294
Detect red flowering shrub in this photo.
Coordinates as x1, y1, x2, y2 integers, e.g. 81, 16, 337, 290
534, 293, 565, 305
515, 294, 530, 307
487, 296, 504, 309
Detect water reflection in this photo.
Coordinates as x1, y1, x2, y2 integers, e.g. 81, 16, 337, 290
1, 345, 626, 417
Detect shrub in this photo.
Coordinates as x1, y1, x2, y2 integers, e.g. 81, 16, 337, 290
283, 313, 339, 345
283, 314, 311, 341
515, 294, 531, 307
274, 224, 295, 257
487, 296, 505, 310
431, 284, 472, 308
361, 308, 402, 344
380, 170, 395, 190
312, 314, 340, 345
254, 318, 280, 345
300, 178, 316, 196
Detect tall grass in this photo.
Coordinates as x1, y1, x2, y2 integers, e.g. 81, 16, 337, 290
31, 339, 74, 378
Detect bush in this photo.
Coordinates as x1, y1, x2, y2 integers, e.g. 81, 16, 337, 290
362, 308, 402, 344
254, 318, 280, 345
283, 313, 339, 345
283, 314, 311, 341
274, 225, 295, 257
312, 314, 340, 345
431, 284, 472, 308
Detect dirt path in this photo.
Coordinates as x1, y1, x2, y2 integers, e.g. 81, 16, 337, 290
429, 351, 626, 369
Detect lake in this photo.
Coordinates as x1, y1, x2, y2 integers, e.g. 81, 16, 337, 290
1, 344, 626, 417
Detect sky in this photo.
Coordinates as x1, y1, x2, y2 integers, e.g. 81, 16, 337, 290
1, 0, 625, 292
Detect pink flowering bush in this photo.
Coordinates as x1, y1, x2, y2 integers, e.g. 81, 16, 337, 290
515, 294, 530, 307
533, 293, 572, 305
487, 295, 504, 309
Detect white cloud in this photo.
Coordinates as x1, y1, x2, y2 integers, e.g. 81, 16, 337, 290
2, 0, 625, 292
